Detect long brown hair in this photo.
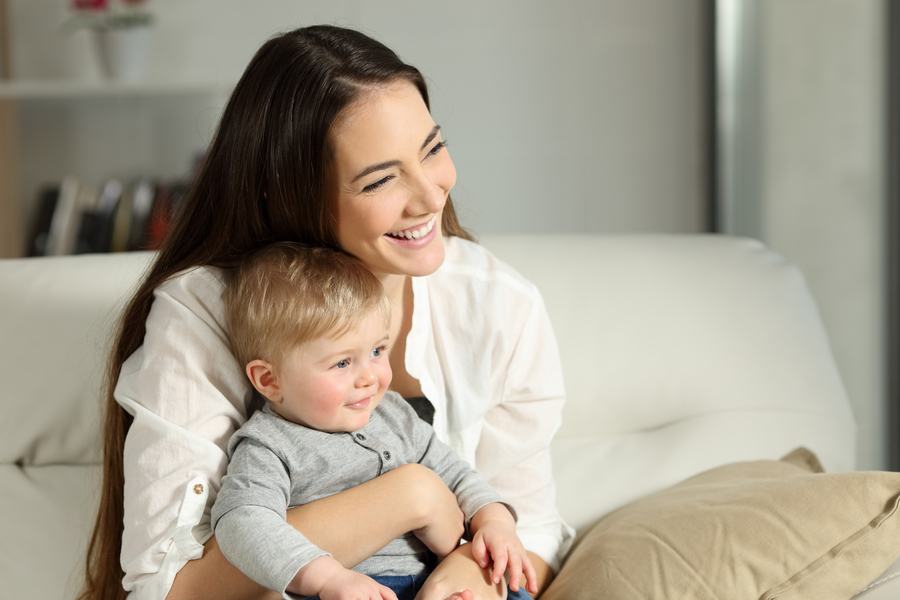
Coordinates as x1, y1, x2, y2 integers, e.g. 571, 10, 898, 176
79, 25, 472, 600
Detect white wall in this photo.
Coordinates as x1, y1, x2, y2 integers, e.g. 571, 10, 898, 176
9, 0, 706, 235
759, 0, 886, 470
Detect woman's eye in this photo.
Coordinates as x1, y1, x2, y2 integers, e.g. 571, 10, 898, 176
425, 140, 447, 159
362, 176, 392, 193
334, 359, 350, 369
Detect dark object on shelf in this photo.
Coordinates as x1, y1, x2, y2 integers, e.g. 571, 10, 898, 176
26, 185, 59, 256
74, 180, 122, 254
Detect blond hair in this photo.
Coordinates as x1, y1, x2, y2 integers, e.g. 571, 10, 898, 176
224, 242, 391, 370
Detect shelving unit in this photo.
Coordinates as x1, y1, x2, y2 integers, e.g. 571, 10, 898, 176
0, 78, 232, 258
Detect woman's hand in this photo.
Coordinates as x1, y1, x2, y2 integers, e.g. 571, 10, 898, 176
413, 544, 505, 600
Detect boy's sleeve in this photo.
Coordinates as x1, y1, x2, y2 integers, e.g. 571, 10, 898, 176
211, 434, 329, 594
406, 405, 515, 526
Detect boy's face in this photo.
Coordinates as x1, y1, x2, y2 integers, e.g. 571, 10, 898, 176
259, 310, 392, 432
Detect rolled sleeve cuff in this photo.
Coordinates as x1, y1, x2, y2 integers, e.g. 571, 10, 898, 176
124, 476, 212, 600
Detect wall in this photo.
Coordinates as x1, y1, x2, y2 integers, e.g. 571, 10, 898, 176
759, 0, 886, 470
8, 0, 706, 235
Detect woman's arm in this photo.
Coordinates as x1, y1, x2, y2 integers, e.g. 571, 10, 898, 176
168, 464, 464, 600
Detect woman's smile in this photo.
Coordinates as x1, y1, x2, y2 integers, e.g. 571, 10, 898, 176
329, 81, 457, 282
386, 215, 437, 241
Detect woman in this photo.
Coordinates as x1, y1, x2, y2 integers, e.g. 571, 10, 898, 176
80, 25, 571, 600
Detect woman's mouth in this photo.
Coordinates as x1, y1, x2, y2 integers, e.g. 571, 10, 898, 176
385, 216, 436, 240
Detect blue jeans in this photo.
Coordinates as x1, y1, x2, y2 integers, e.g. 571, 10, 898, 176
308, 573, 532, 600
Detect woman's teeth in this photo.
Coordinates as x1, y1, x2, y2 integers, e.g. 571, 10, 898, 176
387, 217, 435, 240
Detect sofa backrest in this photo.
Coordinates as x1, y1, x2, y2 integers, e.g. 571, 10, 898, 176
480, 234, 855, 531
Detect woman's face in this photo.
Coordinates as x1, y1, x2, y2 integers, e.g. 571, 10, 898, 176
329, 81, 457, 281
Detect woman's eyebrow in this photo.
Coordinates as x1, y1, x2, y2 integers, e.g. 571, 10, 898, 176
351, 125, 442, 183
420, 125, 441, 150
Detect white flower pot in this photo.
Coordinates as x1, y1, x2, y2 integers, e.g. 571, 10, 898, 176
94, 27, 152, 82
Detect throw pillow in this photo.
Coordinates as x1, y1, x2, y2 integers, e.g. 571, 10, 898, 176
543, 448, 900, 600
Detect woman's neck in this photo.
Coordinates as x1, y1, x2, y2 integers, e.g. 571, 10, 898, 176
378, 273, 408, 307
378, 273, 423, 398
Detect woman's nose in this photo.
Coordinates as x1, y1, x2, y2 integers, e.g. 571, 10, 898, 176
409, 170, 448, 214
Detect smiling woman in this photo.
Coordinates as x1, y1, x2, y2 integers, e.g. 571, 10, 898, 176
330, 82, 457, 282
79, 24, 570, 600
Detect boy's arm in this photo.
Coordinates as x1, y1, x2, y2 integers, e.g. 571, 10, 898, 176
212, 434, 329, 594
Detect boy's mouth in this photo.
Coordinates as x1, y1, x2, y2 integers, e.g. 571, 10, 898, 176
347, 397, 371, 409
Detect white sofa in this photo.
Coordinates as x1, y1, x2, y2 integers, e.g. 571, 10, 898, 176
1, 234, 896, 598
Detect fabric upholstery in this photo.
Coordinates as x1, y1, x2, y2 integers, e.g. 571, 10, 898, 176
542, 448, 900, 600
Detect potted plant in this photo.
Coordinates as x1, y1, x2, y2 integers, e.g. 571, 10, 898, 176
68, 0, 155, 82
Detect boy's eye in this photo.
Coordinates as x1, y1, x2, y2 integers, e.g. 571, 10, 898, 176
371, 345, 386, 358
334, 359, 350, 369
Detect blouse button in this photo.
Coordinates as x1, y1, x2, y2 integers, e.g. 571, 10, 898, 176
193, 484, 204, 495
382, 451, 392, 461
356, 433, 366, 441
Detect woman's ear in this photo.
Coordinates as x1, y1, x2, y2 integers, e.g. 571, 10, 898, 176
246, 360, 283, 403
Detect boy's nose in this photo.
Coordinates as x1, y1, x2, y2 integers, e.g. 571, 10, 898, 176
355, 370, 377, 388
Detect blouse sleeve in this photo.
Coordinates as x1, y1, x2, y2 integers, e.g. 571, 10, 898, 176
114, 267, 253, 600
475, 286, 574, 572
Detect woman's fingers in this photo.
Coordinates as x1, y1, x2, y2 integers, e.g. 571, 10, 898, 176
444, 591, 473, 600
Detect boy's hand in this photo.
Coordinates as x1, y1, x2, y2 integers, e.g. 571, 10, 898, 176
469, 504, 538, 596
318, 568, 399, 600
288, 555, 398, 600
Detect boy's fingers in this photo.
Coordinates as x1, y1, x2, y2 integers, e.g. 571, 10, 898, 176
381, 585, 399, 600
508, 553, 522, 591
491, 548, 508, 585
470, 536, 488, 569
523, 556, 538, 593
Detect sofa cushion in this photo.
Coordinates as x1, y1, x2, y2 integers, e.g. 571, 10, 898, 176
0, 252, 153, 466
543, 448, 900, 600
0, 464, 100, 599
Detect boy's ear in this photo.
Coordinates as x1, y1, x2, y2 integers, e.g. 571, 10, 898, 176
246, 360, 283, 403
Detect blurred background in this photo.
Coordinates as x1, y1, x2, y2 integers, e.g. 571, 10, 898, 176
0, 0, 892, 472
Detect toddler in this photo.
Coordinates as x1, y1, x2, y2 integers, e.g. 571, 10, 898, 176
211, 242, 536, 600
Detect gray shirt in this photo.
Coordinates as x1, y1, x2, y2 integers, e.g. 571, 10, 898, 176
211, 392, 509, 597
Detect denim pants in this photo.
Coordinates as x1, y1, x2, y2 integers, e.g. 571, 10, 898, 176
308, 573, 533, 600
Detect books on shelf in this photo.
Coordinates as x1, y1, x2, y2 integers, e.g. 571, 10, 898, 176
26, 176, 190, 256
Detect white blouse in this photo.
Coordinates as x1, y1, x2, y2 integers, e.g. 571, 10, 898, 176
115, 236, 574, 600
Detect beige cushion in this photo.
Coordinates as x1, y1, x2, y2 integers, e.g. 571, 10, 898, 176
544, 449, 900, 600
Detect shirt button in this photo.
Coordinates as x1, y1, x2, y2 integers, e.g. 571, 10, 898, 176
382, 451, 391, 461
356, 433, 366, 441
193, 484, 204, 495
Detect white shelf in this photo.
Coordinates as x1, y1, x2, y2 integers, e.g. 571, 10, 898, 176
0, 79, 234, 100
